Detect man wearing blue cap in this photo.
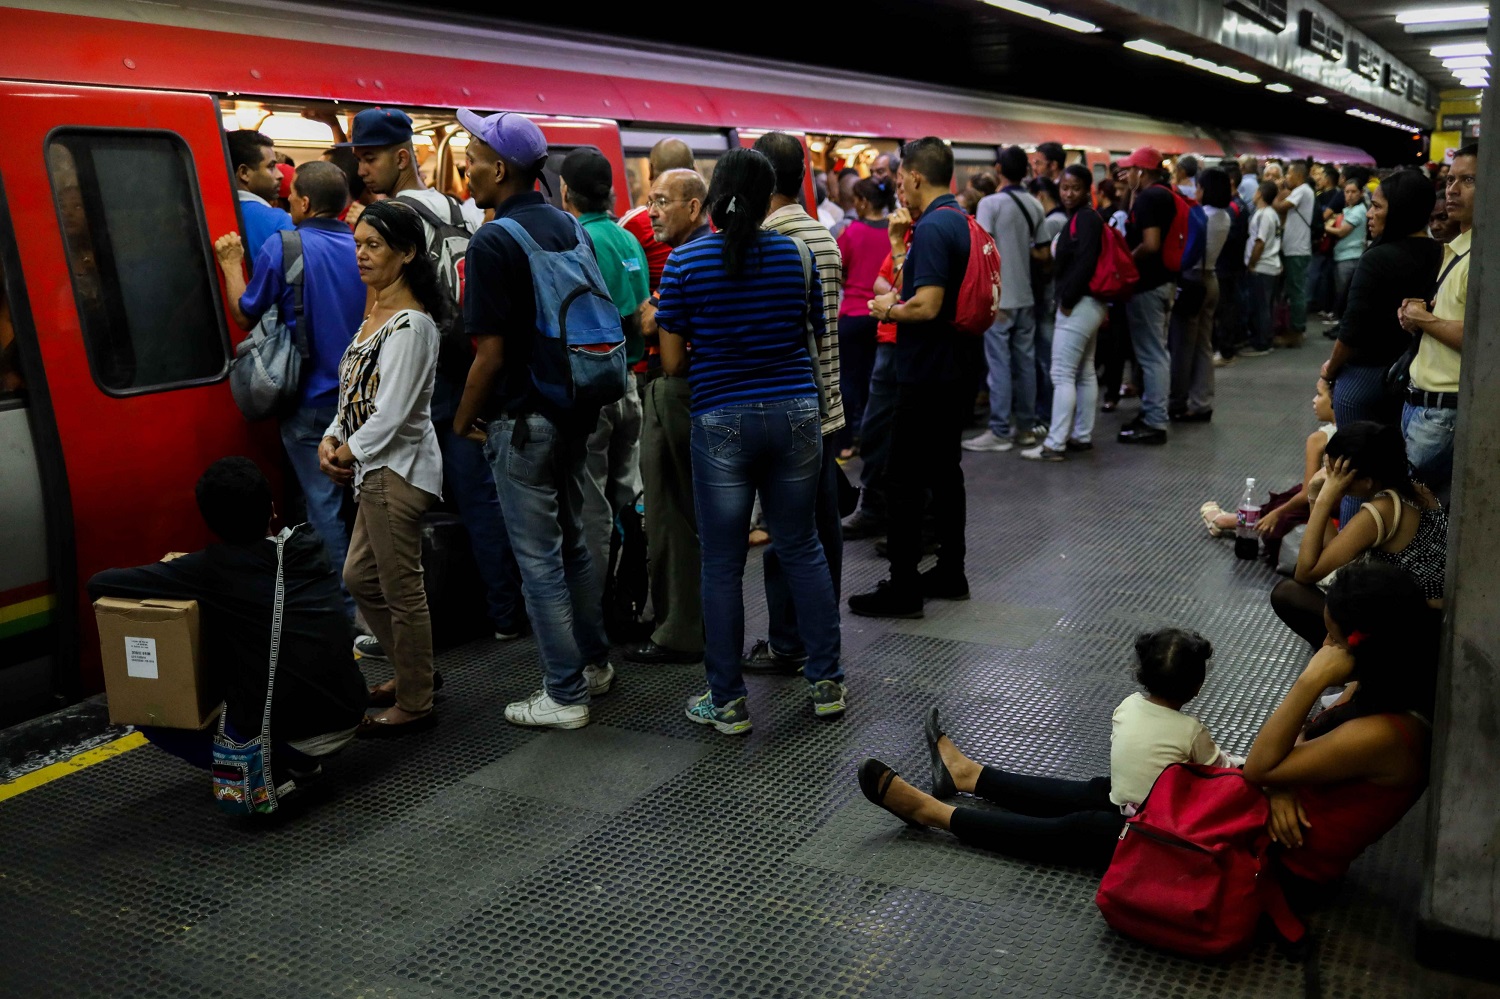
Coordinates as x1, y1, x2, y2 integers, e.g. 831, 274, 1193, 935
451, 108, 616, 731
340, 107, 528, 659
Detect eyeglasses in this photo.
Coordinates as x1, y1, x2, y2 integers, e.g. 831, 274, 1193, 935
647, 196, 690, 210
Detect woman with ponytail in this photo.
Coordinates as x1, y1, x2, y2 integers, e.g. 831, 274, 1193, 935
835, 175, 897, 458
654, 146, 846, 734
320, 199, 444, 736
1246, 561, 1436, 884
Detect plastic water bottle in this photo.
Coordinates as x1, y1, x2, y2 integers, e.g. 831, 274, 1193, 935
1235, 477, 1261, 560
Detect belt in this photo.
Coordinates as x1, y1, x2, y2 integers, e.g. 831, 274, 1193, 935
1406, 388, 1458, 410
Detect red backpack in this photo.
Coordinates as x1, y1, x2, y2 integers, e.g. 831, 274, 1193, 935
939, 205, 1002, 336
1073, 215, 1138, 301
1095, 763, 1305, 958
1160, 187, 1196, 272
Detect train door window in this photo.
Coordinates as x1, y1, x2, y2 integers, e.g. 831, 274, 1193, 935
620, 129, 730, 208
46, 130, 228, 394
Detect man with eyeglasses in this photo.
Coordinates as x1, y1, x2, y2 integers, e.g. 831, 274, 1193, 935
1398, 143, 1476, 504
624, 168, 713, 666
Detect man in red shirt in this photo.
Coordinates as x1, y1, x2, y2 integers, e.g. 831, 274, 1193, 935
618, 137, 695, 292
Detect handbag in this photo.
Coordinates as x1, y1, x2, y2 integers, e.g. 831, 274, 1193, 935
228, 230, 308, 421
790, 236, 831, 420
1385, 247, 1468, 397
211, 530, 294, 815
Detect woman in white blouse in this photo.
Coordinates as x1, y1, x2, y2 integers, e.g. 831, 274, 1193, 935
319, 200, 443, 736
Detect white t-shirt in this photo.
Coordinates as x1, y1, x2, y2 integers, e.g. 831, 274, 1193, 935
394, 188, 484, 234
1247, 206, 1283, 276
1109, 692, 1230, 808
1280, 183, 1315, 256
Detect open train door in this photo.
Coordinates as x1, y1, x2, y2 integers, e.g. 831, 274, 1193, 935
0, 81, 267, 714
529, 118, 633, 219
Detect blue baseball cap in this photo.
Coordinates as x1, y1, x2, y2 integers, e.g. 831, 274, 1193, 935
456, 108, 552, 193
337, 107, 414, 148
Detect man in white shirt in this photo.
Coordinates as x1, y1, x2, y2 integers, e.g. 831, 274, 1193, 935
1272, 160, 1315, 348
1243, 181, 1282, 356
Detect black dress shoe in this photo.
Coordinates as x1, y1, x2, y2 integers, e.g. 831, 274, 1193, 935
848, 580, 924, 619
920, 567, 970, 601
857, 758, 921, 828
623, 641, 703, 665
925, 706, 957, 799
740, 639, 807, 675
356, 711, 438, 739
1117, 419, 1168, 445
1171, 409, 1213, 423
1064, 440, 1094, 452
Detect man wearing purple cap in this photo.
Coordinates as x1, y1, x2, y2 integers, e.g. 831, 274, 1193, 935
1118, 146, 1177, 446
451, 108, 616, 731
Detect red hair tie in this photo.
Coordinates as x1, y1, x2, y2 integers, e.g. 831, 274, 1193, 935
1346, 630, 1367, 648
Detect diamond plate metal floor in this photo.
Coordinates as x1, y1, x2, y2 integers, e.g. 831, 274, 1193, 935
1, 339, 1493, 999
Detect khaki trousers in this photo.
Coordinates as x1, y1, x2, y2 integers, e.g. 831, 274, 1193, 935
345, 466, 437, 713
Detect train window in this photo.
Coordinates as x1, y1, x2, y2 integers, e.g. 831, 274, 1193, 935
46, 130, 228, 394
621, 128, 730, 208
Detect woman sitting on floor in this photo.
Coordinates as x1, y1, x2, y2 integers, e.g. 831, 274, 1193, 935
1271, 420, 1447, 649
857, 563, 1436, 886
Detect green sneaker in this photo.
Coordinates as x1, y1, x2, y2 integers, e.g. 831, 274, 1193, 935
810, 680, 848, 718
684, 692, 752, 735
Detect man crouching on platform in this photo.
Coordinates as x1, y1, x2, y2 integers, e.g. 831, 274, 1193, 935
88, 457, 369, 782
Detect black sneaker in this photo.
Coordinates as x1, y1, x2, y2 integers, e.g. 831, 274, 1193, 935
353, 634, 387, 661
1117, 419, 1168, 446
919, 567, 970, 601
740, 639, 807, 675
848, 580, 924, 619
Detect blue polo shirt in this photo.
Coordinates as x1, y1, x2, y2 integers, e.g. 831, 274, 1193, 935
239, 217, 364, 408
237, 190, 294, 270
897, 193, 970, 384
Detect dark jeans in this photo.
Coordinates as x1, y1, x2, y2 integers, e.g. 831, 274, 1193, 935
436, 422, 527, 633
1247, 271, 1276, 351
764, 431, 843, 655
1271, 578, 1327, 650
1214, 268, 1247, 357
837, 314, 879, 451
1098, 301, 1134, 402
691, 398, 842, 705
948, 767, 1122, 869
1331, 363, 1400, 524
887, 379, 967, 588
855, 343, 898, 522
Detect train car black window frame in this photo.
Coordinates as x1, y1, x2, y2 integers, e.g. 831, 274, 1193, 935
45, 126, 231, 398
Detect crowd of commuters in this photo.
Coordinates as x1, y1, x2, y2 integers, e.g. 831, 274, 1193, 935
86, 108, 1475, 940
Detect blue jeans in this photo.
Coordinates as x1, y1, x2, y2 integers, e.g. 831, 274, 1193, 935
983, 306, 1037, 436
1402, 403, 1457, 501
484, 415, 609, 706
856, 343, 898, 521
1246, 272, 1276, 351
690, 398, 842, 705
1034, 285, 1056, 423
1332, 363, 1400, 525
763, 430, 843, 656
280, 403, 353, 618
436, 422, 527, 634
837, 314, 879, 450
1042, 297, 1104, 452
1124, 283, 1173, 429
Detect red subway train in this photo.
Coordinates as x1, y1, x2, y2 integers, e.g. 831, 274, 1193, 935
0, 0, 1373, 724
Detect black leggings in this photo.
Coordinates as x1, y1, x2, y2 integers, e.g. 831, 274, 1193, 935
946, 767, 1123, 869
1271, 578, 1327, 650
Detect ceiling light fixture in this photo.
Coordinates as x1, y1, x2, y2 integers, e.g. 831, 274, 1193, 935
1122, 39, 1261, 83
983, 0, 1101, 33
1443, 55, 1492, 68
1306, 95, 1329, 104
1396, 5, 1487, 24
1431, 41, 1491, 57
1265, 83, 1294, 93
1346, 108, 1426, 132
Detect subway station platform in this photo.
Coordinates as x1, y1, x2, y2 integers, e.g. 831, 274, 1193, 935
0, 334, 1492, 999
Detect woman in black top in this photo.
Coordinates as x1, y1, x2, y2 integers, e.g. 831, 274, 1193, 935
1321, 171, 1440, 507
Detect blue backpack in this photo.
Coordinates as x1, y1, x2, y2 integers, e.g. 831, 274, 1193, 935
1180, 202, 1209, 275
493, 216, 628, 419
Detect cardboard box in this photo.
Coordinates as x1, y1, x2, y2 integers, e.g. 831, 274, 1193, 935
94, 597, 215, 729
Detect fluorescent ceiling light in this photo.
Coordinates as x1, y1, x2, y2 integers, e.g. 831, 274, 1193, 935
1123, 38, 1260, 83
1431, 40, 1491, 57
1346, 108, 1426, 131
983, 0, 1101, 33
1265, 82, 1294, 93
1306, 95, 1329, 104
1452, 67, 1490, 78
1443, 55, 1491, 68
1397, 5, 1487, 24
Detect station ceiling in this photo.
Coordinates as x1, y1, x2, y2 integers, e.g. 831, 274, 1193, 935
390, 0, 1434, 164
1321, 0, 1488, 95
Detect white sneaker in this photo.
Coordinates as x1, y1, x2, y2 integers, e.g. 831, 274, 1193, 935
961, 430, 1014, 452
584, 661, 615, 696
504, 690, 590, 730
1212, 352, 1235, 368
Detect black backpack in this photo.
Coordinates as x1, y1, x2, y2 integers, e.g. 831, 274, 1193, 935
1219, 197, 1251, 273
395, 193, 473, 378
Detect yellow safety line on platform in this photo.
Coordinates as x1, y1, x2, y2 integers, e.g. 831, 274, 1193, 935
0, 731, 147, 803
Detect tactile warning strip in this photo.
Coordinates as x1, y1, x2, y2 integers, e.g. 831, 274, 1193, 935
0, 343, 1493, 998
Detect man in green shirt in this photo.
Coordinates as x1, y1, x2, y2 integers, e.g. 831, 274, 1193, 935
560, 146, 651, 605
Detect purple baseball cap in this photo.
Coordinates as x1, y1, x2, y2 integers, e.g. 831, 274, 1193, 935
456, 108, 552, 193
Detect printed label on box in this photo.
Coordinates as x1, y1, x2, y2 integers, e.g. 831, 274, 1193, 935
124, 636, 159, 679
